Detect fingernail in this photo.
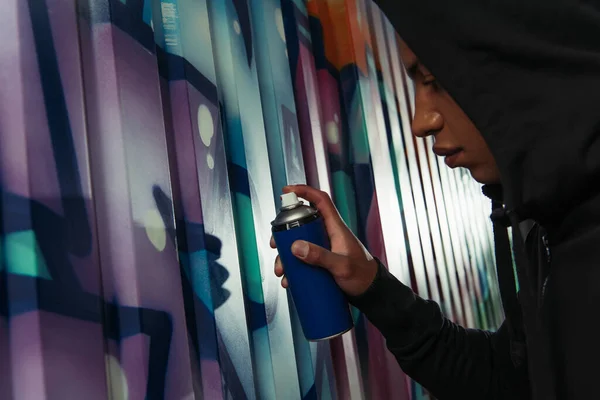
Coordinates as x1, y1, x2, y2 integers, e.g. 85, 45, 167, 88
292, 241, 309, 258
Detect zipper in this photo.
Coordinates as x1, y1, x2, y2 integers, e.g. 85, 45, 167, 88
540, 233, 551, 304
542, 234, 551, 264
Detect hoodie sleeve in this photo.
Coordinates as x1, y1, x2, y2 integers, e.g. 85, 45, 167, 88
348, 260, 530, 400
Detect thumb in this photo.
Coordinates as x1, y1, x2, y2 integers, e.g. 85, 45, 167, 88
291, 240, 349, 277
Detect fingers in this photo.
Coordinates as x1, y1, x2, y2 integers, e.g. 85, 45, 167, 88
291, 240, 350, 278
270, 235, 276, 249
274, 255, 284, 277
283, 185, 343, 230
275, 256, 289, 289
274, 255, 288, 288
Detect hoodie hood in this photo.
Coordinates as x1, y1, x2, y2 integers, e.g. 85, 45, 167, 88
374, 0, 600, 227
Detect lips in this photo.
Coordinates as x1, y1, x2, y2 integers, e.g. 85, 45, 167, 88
433, 146, 463, 168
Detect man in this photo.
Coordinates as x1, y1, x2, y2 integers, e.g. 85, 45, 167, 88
272, 1, 600, 399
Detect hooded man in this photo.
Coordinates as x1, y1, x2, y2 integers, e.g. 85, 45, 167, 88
272, 0, 600, 399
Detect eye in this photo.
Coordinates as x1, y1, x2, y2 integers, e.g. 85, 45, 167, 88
422, 75, 440, 90
423, 75, 437, 86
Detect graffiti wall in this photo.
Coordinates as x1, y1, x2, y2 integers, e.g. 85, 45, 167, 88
0, 0, 502, 399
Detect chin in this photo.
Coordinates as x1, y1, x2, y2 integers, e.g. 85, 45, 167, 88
468, 167, 501, 185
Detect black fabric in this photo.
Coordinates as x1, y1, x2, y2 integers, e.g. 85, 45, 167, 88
544, 221, 600, 398
489, 199, 525, 368
349, 260, 530, 400
506, 210, 556, 400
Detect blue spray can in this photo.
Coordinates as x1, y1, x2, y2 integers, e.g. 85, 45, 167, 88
271, 192, 354, 341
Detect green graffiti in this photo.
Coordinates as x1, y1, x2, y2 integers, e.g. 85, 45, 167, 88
4, 230, 51, 279
331, 171, 359, 234
234, 192, 265, 305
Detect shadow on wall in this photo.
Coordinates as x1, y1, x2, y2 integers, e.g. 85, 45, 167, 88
0, 182, 233, 399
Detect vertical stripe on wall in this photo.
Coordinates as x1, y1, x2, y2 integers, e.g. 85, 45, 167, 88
282, 2, 364, 399
78, 1, 199, 399
249, 1, 337, 399
153, 0, 257, 398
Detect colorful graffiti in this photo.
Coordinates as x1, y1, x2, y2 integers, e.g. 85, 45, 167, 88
0, 0, 502, 399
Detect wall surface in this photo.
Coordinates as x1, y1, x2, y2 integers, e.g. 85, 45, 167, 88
0, 0, 502, 399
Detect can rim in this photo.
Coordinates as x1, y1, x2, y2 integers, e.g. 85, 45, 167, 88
307, 326, 353, 342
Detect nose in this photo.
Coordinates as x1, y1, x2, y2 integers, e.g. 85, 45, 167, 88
411, 99, 443, 138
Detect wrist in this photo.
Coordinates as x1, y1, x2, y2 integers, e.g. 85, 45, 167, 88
349, 257, 382, 299
362, 258, 380, 293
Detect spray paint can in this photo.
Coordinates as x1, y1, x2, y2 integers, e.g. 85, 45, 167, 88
271, 192, 354, 341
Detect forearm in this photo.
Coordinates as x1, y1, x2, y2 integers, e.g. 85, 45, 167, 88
348, 261, 529, 399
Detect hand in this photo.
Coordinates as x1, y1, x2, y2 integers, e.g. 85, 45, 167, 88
270, 184, 379, 297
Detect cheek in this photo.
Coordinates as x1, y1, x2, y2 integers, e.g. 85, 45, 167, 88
439, 99, 489, 153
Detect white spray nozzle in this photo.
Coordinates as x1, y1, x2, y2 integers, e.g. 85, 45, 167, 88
281, 192, 301, 208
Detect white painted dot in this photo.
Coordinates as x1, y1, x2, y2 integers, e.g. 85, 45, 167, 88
105, 355, 129, 400
233, 20, 241, 34
207, 154, 215, 169
197, 104, 214, 147
325, 121, 339, 145
275, 8, 286, 42
144, 209, 167, 252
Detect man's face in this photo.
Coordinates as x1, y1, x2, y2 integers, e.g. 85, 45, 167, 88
399, 40, 501, 185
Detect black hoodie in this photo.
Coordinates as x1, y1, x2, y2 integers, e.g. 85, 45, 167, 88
348, 1, 600, 399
